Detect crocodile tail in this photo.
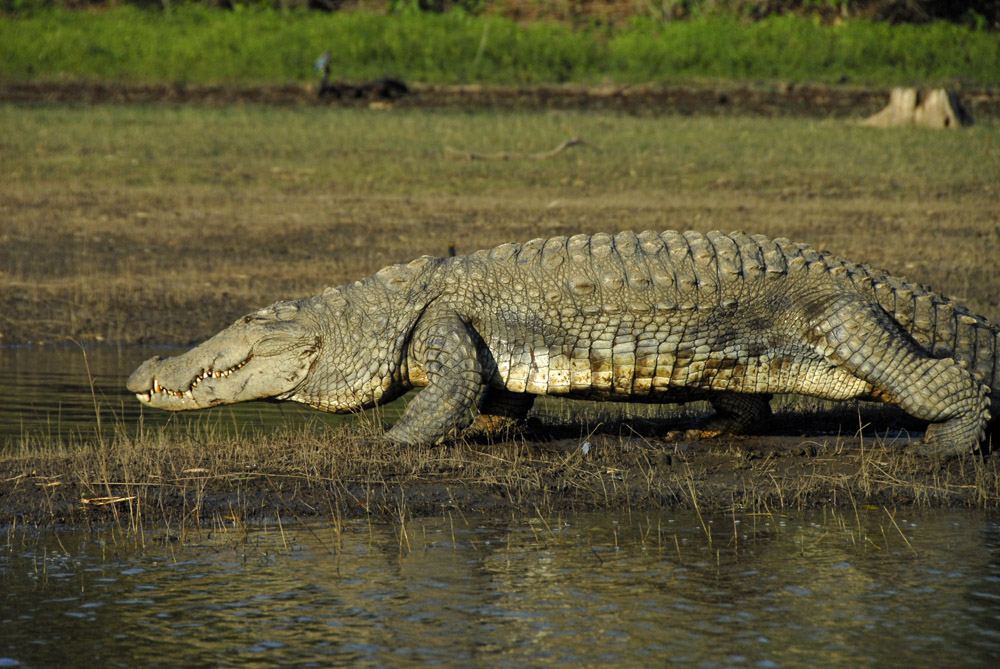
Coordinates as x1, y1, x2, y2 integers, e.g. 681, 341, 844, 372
846, 264, 1000, 394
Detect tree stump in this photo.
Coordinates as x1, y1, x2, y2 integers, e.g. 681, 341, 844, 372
863, 88, 974, 129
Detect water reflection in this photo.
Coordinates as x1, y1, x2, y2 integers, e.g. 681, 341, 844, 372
0, 347, 399, 447
2, 510, 999, 666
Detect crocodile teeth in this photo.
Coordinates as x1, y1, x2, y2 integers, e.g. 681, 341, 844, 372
146, 357, 252, 397
193, 358, 248, 385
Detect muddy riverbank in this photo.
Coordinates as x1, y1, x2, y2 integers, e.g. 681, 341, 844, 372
3, 409, 998, 528
3, 346, 997, 527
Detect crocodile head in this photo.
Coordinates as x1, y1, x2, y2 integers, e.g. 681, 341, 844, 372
127, 301, 321, 411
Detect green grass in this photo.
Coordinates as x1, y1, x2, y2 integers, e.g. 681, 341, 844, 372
5, 104, 998, 198
9, 105, 1000, 192
0, 7, 997, 86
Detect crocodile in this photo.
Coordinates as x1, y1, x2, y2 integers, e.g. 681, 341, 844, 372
127, 230, 996, 455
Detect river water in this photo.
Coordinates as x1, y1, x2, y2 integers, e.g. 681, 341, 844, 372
2, 510, 1000, 666
3, 347, 1000, 665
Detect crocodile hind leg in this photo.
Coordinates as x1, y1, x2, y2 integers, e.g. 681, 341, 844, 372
816, 300, 990, 456
688, 392, 773, 437
465, 387, 536, 439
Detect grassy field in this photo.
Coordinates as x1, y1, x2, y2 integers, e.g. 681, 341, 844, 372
2, 103, 998, 346
2, 103, 999, 521
1, 7, 998, 86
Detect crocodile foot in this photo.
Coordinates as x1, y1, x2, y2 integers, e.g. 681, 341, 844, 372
461, 414, 545, 443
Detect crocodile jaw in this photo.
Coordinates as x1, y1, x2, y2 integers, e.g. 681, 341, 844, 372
128, 349, 319, 410
127, 303, 321, 411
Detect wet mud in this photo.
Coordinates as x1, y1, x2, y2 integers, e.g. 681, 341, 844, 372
2, 409, 997, 527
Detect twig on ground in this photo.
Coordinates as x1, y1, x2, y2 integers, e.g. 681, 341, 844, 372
444, 136, 597, 160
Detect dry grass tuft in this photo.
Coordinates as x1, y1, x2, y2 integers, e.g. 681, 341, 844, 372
2, 409, 997, 529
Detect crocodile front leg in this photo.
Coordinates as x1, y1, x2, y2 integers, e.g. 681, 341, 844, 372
387, 311, 485, 445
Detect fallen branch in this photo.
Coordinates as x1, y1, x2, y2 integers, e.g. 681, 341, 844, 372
445, 136, 597, 161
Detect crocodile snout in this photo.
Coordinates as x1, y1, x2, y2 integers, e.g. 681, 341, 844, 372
126, 356, 163, 392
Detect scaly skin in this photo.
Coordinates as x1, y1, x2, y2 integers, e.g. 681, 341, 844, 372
127, 230, 995, 455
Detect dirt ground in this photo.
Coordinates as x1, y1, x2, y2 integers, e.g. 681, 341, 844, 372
4, 79, 1000, 118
